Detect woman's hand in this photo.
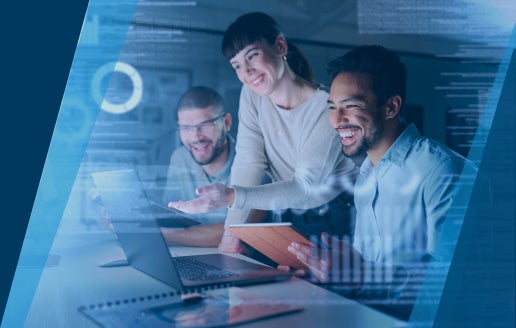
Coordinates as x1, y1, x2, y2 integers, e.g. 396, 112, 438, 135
168, 183, 235, 214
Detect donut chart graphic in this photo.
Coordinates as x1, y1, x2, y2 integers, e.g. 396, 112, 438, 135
91, 61, 143, 114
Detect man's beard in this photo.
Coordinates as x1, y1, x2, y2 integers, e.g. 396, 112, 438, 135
189, 133, 228, 165
342, 123, 383, 159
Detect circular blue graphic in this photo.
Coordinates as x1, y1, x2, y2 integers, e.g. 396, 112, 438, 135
91, 61, 143, 114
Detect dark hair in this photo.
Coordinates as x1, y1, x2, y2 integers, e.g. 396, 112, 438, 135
221, 12, 314, 83
177, 86, 225, 115
327, 45, 407, 121
286, 41, 314, 83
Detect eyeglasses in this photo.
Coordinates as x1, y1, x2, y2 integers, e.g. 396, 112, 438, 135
178, 113, 226, 134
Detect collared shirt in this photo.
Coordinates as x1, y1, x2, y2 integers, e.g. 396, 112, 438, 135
162, 137, 236, 224
353, 124, 476, 264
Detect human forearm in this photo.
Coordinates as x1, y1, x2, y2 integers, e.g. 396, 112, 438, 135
232, 175, 341, 211
161, 223, 224, 247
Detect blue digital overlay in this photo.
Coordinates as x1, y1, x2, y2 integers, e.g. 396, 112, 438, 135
1, 1, 138, 327
409, 25, 516, 327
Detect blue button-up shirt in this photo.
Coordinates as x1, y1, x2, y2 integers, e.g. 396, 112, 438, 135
353, 124, 476, 264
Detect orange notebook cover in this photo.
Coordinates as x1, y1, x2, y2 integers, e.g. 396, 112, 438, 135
227, 222, 315, 270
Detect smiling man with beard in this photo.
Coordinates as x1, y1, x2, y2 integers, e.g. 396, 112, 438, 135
161, 86, 235, 246
287, 46, 482, 321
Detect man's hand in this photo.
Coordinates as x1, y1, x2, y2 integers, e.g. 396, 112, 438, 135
287, 233, 364, 284
168, 183, 235, 214
287, 237, 331, 283
218, 232, 243, 254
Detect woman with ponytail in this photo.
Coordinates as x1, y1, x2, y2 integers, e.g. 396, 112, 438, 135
169, 12, 358, 254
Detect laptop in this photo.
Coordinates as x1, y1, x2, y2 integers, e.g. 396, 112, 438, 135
91, 168, 291, 291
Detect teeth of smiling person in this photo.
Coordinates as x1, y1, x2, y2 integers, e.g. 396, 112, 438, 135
252, 76, 263, 85
339, 130, 357, 138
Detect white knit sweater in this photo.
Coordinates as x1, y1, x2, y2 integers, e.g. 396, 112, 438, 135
225, 85, 357, 226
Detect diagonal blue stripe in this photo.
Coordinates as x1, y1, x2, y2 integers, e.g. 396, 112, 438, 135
409, 25, 516, 327
1, 1, 138, 327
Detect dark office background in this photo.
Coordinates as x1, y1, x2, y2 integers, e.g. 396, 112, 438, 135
1, 1, 514, 326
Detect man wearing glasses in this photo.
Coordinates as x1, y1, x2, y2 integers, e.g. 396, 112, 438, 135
161, 86, 235, 246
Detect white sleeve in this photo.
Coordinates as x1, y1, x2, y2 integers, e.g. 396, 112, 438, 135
225, 87, 357, 227
232, 106, 356, 211
224, 87, 269, 226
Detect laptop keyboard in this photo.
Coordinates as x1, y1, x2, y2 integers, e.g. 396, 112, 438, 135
174, 256, 240, 281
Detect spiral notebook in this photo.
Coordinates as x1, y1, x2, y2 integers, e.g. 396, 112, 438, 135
79, 286, 303, 328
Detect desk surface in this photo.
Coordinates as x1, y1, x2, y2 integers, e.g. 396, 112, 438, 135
22, 231, 405, 327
